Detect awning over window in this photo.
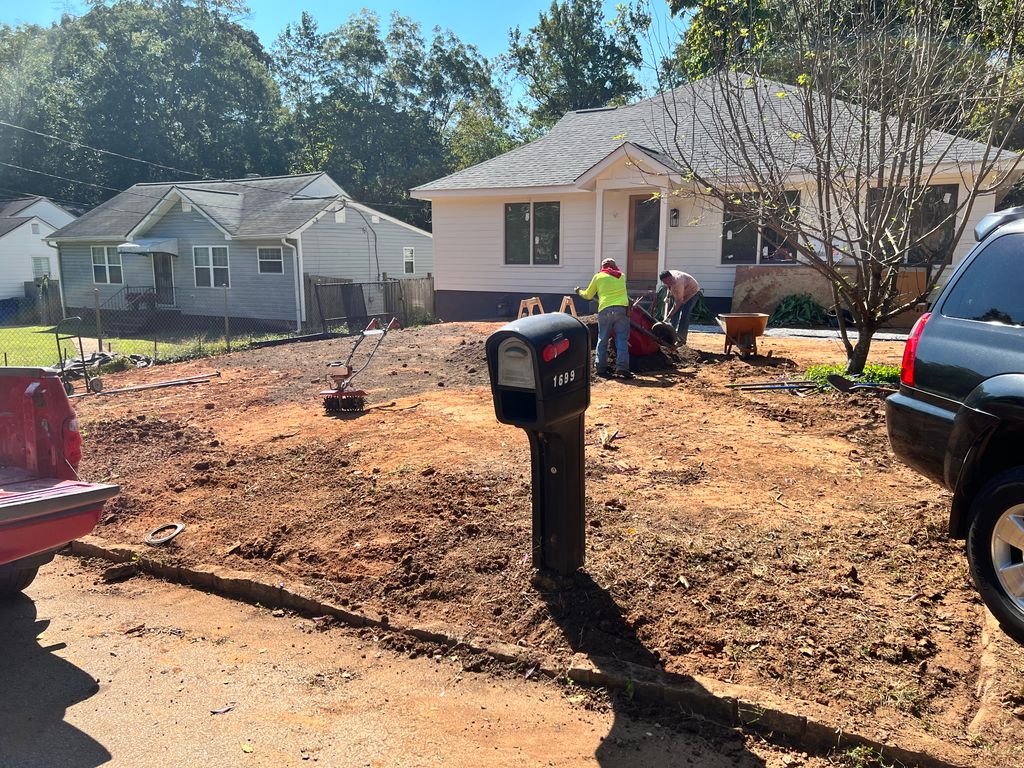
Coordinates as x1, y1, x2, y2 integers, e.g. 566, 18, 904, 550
117, 237, 179, 256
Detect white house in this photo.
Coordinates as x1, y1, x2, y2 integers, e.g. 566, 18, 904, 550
412, 79, 1009, 321
0, 197, 76, 301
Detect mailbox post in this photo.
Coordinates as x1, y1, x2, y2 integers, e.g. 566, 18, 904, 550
485, 314, 591, 576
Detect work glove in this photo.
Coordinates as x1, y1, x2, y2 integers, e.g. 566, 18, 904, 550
574, 286, 581, 294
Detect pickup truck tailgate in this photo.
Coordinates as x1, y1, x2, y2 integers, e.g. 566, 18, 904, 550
0, 466, 120, 564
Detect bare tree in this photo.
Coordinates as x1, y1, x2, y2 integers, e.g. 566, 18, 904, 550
647, 0, 1024, 372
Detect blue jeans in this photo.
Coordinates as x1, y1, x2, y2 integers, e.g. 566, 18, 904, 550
597, 305, 630, 372
671, 293, 699, 345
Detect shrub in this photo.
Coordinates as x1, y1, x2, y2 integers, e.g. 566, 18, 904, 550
805, 362, 901, 389
769, 294, 828, 327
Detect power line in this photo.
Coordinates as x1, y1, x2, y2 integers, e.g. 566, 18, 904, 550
0, 119, 203, 178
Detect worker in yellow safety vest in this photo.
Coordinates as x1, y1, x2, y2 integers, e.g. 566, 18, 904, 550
576, 259, 633, 379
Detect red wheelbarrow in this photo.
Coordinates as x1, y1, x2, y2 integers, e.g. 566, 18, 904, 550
716, 313, 769, 358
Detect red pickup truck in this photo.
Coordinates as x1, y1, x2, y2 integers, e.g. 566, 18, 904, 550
0, 367, 118, 596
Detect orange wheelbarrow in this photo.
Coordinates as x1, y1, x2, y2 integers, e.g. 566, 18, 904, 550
716, 313, 769, 358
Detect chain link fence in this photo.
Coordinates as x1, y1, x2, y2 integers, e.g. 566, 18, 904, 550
0, 276, 434, 370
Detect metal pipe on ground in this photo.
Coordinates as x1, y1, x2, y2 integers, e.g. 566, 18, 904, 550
94, 372, 221, 396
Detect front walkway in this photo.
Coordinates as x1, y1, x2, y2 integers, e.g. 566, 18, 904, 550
690, 324, 909, 342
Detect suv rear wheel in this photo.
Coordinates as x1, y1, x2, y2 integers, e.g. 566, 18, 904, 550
967, 467, 1024, 642
0, 566, 40, 598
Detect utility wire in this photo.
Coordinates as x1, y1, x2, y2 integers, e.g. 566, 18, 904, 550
0, 119, 204, 178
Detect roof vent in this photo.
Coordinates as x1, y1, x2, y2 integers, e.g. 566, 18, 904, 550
975, 206, 1024, 241
245, 173, 260, 179
575, 106, 617, 114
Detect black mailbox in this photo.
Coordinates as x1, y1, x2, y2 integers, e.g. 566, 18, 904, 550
485, 314, 591, 577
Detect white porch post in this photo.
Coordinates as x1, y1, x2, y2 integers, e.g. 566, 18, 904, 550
593, 187, 604, 272
657, 190, 669, 276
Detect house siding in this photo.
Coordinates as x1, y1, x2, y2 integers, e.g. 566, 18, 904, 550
300, 209, 434, 282
61, 204, 299, 323
432, 194, 595, 294
0, 220, 60, 300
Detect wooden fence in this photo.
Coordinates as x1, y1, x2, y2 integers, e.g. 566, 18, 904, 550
303, 275, 434, 331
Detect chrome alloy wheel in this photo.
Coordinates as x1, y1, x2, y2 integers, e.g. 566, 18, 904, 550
991, 503, 1024, 612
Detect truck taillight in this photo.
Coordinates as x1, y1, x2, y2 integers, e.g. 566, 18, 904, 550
63, 417, 82, 467
900, 312, 931, 388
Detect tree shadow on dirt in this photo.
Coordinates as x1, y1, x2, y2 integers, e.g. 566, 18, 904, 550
0, 593, 111, 768
697, 350, 798, 369
537, 573, 765, 767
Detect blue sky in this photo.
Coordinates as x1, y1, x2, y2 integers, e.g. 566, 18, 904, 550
6, 1, 680, 66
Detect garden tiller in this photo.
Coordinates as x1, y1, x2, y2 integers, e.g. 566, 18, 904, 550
321, 317, 400, 413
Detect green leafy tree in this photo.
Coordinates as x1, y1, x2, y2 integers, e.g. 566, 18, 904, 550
0, 1, 289, 205
507, 0, 648, 130
275, 10, 507, 227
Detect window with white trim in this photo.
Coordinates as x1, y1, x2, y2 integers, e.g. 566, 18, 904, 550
504, 202, 560, 265
403, 247, 415, 274
258, 247, 284, 274
32, 257, 51, 278
91, 246, 123, 284
193, 245, 230, 287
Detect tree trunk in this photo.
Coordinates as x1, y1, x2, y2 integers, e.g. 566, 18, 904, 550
846, 326, 875, 375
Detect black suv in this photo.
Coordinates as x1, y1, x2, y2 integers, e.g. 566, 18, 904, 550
887, 207, 1024, 642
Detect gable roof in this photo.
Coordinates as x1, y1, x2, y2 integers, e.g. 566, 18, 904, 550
0, 216, 34, 238
413, 77, 1003, 196
49, 173, 349, 240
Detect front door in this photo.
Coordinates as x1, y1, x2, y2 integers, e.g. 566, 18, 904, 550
153, 253, 175, 305
628, 194, 660, 283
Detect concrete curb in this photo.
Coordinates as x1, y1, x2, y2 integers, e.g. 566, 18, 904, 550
69, 537, 973, 768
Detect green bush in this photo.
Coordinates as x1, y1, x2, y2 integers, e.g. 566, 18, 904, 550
769, 294, 828, 327
690, 294, 716, 324
805, 362, 901, 390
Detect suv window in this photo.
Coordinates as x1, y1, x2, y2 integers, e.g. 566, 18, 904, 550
942, 234, 1024, 326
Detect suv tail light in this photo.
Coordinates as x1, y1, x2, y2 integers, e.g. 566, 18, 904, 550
63, 416, 82, 468
900, 312, 931, 387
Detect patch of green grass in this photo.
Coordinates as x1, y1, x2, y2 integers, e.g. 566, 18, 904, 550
0, 324, 291, 367
805, 362, 901, 390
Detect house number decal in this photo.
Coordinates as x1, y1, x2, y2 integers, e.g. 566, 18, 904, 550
552, 369, 576, 388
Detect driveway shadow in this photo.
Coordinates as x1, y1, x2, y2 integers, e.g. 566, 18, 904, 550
536, 572, 766, 767
0, 594, 111, 768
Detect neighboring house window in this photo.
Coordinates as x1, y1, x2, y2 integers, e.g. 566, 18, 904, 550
32, 257, 51, 278
258, 247, 284, 274
403, 247, 415, 274
868, 184, 958, 266
193, 245, 230, 287
30, 223, 39, 234
91, 246, 123, 284
721, 193, 800, 265
504, 202, 560, 265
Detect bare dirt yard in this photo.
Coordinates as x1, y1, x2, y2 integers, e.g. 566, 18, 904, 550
73, 323, 1024, 767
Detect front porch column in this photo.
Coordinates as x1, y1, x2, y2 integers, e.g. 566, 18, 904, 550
656, 190, 669, 276
593, 188, 604, 272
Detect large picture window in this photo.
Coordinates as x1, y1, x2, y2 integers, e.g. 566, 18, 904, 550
721, 192, 800, 265
504, 202, 560, 265
194, 246, 230, 287
869, 185, 958, 266
91, 246, 123, 284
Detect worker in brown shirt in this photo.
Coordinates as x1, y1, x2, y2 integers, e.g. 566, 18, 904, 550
659, 269, 702, 346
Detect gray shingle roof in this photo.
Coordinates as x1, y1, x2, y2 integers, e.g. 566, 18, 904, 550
0, 216, 31, 238
49, 173, 347, 240
0, 197, 39, 217
414, 77, 999, 193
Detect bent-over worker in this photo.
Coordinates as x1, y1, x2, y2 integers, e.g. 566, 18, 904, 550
577, 259, 633, 379
659, 269, 702, 346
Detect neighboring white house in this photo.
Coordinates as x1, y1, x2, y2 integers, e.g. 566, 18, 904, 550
412, 79, 1010, 321
47, 173, 433, 329
0, 197, 76, 301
